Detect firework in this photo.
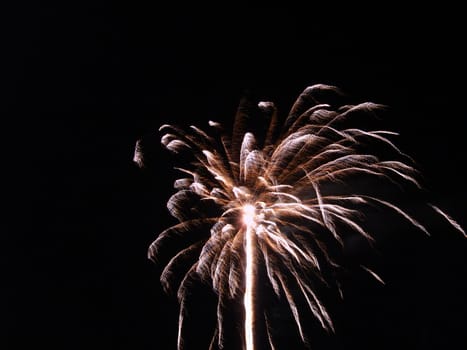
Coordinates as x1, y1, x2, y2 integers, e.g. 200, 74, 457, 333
136, 84, 464, 350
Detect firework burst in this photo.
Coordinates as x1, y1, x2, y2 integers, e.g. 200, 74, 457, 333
136, 84, 464, 350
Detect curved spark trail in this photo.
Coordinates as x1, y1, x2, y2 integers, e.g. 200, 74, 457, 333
136, 84, 465, 350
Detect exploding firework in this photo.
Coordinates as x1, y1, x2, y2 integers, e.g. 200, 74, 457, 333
136, 84, 464, 350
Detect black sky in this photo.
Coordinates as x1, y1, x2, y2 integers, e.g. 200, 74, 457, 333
4, 4, 466, 350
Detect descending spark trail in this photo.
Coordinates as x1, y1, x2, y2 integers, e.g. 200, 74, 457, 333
242, 204, 257, 350
136, 84, 465, 350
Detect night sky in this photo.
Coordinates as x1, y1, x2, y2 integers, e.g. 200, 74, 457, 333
4, 4, 466, 350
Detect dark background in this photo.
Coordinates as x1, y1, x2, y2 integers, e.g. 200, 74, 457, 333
4, 4, 466, 350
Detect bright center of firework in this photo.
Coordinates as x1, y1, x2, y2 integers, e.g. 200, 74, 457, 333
242, 204, 256, 227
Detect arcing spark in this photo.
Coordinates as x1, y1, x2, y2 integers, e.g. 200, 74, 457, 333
137, 84, 464, 350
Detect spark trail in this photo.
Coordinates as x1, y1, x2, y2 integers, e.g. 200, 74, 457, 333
243, 204, 257, 350
136, 84, 465, 350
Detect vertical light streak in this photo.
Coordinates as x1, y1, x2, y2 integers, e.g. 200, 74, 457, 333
243, 204, 256, 350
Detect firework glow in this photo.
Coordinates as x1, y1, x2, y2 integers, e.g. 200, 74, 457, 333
136, 84, 465, 350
